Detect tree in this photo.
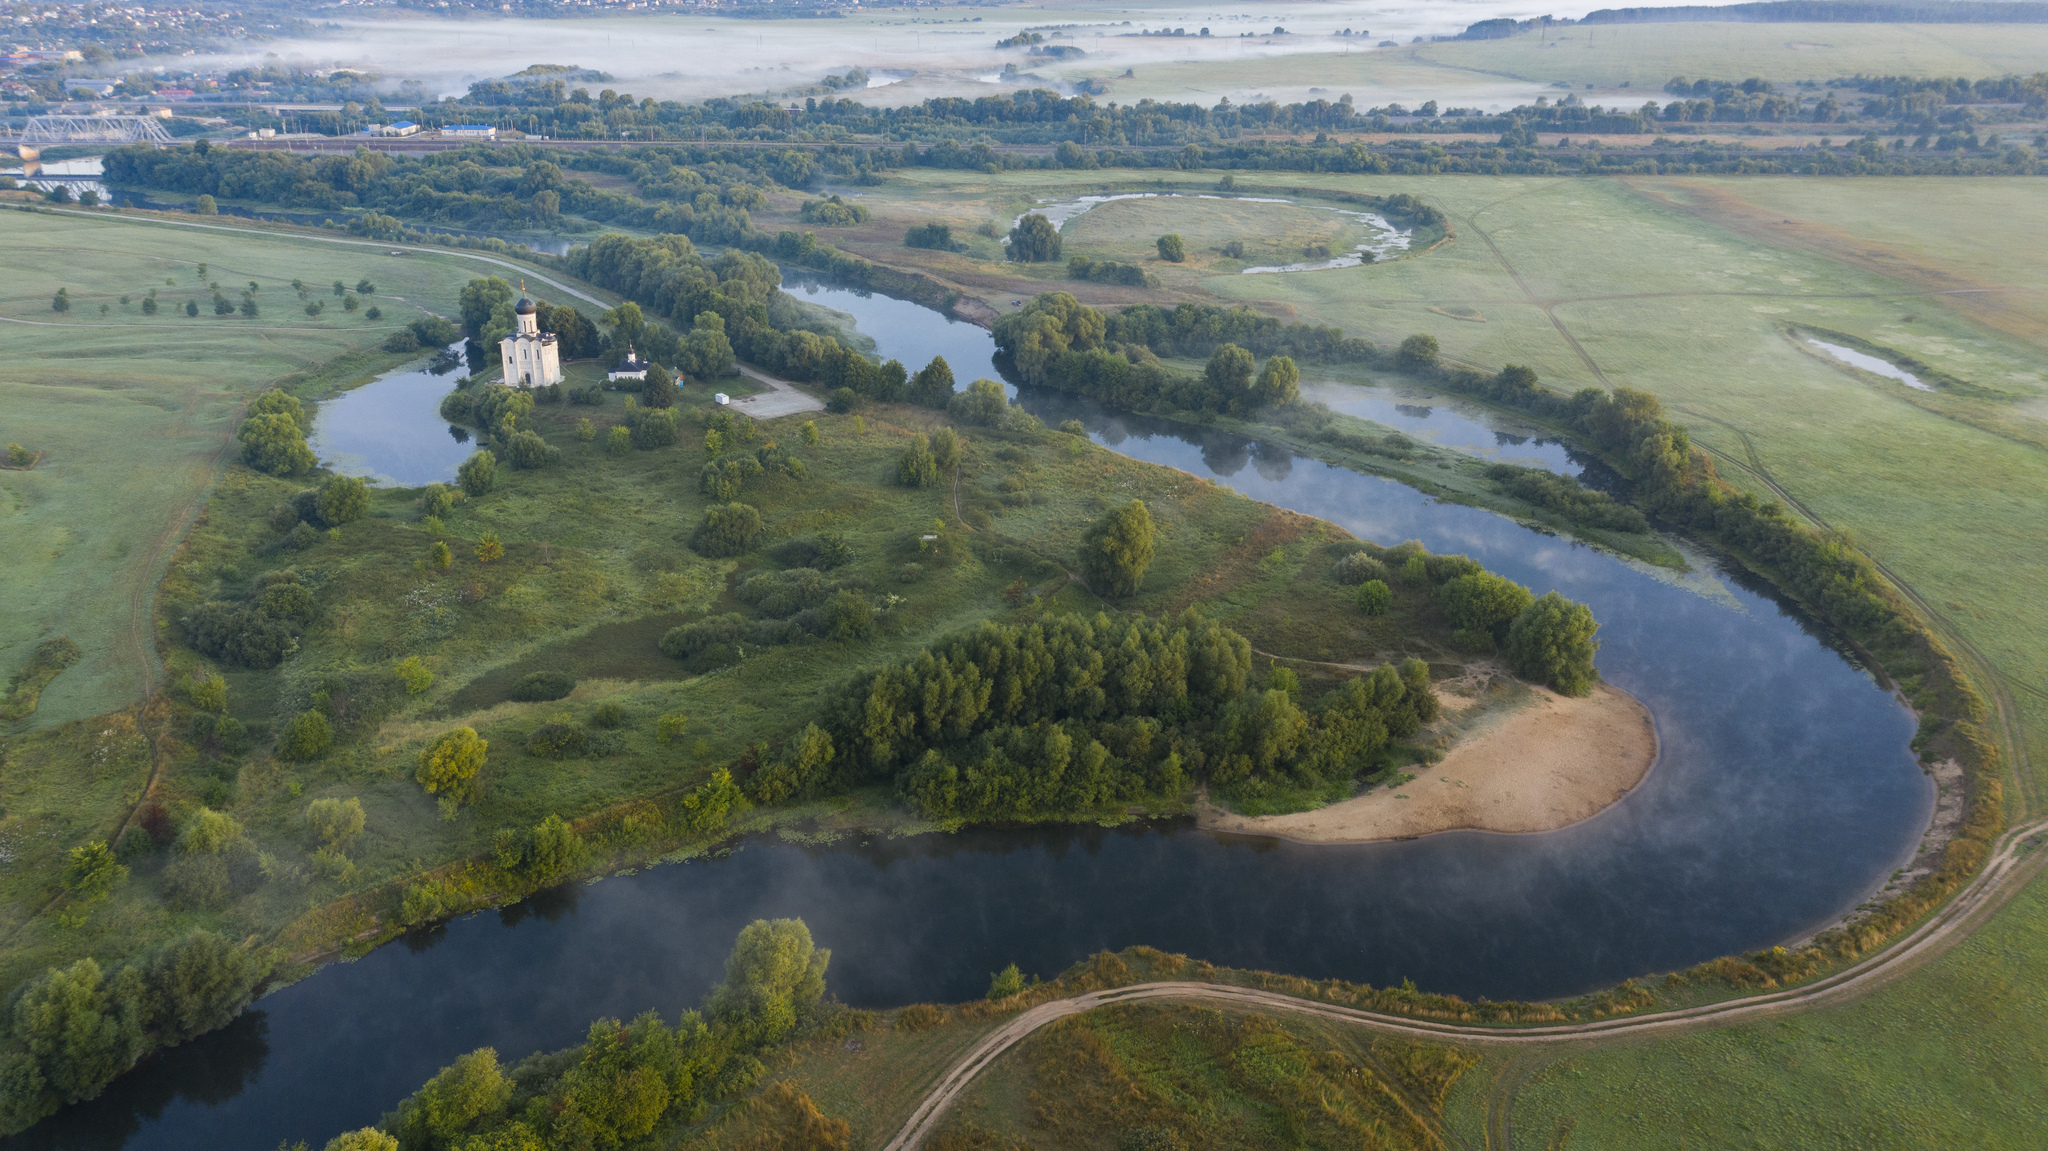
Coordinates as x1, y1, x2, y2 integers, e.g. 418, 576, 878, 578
503, 430, 556, 470
356, 279, 375, 295
605, 426, 631, 457
239, 293, 259, 318
692, 503, 763, 557
323, 1131, 398, 1151
417, 728, 487, 802
897, 434, 939, 489
1356, 579, 1392, 616
641, 363, 679, 409
905, 221, 954, 249
306, 797, 366, 851
249, 388, 312, 434
236, 413, 315, 476
457, 450, 497, 496
148, 930, 259, 1044
575, 417, 594, 442
799, 421, 819, 447
1397, 333, 1440, 372
708, 918, 830, 1045
1079, 499, 1156, 597
50, 288, 69, 313
1253, 355, 1300, 408
1204, 344, 1255, 406
391, 1047, 510, 1151
277, 710, 332, 760
1439, 571, 1534, 649
333, 280, 347, 297
475, 532, 504, 563
316, 474, 370, 526
948, 378, 1008, 426
78, 189, 100, 208
429, 540, 452, 570
988, 964, 1025, 999
1156, 233, 1186, 262
178, 807, 243, 855
195, 194, 217, 215
929, 426, 961, 472
61, 842, 127, 906
1007, 213, 1062, 262
680, 311, 736, 379
1506, 592, 1601, 696
9, 958, 146, 1107
909, 355, 956, 409
184, 299, 199, 317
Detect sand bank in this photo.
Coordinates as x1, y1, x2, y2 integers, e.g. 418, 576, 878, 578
1197, 681, 1657, 845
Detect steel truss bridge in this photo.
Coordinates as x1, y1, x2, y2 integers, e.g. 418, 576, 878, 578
12, 115, 173, 146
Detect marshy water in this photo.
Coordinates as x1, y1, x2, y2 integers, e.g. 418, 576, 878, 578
25, 281, 1934, 1151
309, 343, 473, 487
1805, 337, 1933, 391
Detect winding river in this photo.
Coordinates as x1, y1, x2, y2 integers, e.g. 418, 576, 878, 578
22, 280, 1932, 1150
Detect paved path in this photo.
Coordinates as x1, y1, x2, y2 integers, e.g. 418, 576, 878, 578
885, 811, 2048, 1149
729, 363, 824, 420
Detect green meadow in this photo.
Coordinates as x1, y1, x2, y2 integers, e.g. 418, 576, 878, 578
0, 208, 524, 727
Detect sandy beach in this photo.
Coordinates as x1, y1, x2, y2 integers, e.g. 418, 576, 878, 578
1197, 681, 1658, 845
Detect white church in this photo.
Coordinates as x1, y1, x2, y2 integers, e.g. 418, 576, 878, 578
500, 292, 562, 388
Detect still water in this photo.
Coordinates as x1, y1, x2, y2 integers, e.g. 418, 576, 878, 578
22, 281, 1933, 1151
309, 344, 472, 486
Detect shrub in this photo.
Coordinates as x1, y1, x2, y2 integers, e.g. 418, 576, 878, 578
947, 378, 1009, 426
628, 407, 679, 450
277, 710, 333, 760
904, 221, 955, 250
987, 963, 1025, 999
162, 854, 231, 910
692, 502, 763, 557
1396, 332, 1440, 371
591, 701, 625, 729
897, 434, 940, 489
305, 797, 366, 850
1333, 552, 1389, 585
315, 475, 370, 526
457, 450, 497, 496
509, 671, 574, 702
826, 387, 859, 414
1356, 579, 1392, 616
237, 412, 315, 477
1007, 213, 1061, 262
1439, 571, 1534, 644
421, 482, 459, 519
185, 672, 229, 713
605, 425, 631, 457
527, 720, 586, 759
474, 531, 504, 563
1156, 233, 1186, 262
417, 727, 488, 798
396, 656, 434, 694
383, 328, 422, 353
895, 1003, 948, 1033
656, 712, 690, 742
503, 429, 557, 470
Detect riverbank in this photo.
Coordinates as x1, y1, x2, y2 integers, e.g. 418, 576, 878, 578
1198, 681, 1658, 845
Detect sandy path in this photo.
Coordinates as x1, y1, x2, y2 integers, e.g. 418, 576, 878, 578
1197, 681, 1656, 845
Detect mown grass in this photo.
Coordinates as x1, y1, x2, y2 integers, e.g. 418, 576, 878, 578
0, 207, 510, 727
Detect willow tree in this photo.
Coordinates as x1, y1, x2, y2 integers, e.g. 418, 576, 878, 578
1080, 499, 1157, 597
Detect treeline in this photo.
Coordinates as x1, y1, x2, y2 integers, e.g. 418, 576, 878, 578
1581, 2, 2048, 24
0, 932, 262, 1133
739, 611, 1440, 823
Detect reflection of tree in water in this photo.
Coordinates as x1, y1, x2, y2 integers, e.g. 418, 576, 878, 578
10, 1011, 270, 1151
498, 881, 584, 929
448, 424, 471, 444
1493, 430, 1530, 447
1199, 435, 1250, 477
401, 923, 448, 953
1395, 404, 1434, 419
1251, 440, 1294, 482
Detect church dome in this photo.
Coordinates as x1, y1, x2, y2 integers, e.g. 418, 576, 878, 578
514, 297, 537, 315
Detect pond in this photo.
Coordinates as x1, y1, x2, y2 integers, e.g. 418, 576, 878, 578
24, 280, 1935, 1151
308, 344, 474, 487
1011, 192, 1413, 273
1805, 337, 1933, 391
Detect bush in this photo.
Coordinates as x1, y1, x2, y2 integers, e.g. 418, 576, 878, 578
1156, 233, 1186, 262
988, 963, 1025, 999
628, 407, 679, 450
826, 387, 859, 414
692, 502, 763, 557
1356, 579, 1392, 616
396, 656, 434, 694
383, 328, 422, 353
904, 221, 955, 250
592, 701, 626, 728
605, 425, 631, 457
948, 378, 1009, 426
315, 474, 370, 526
162, 854, 231, 910
1396, 332, 1440, 371
527, 720, 586, 759
895, 1003, 948, 1033
305, 797, 366, 850
509, 671, 575, 702
457, 450, 497, 496
1333, 552, 1389, 585
897, 434, 940, 489
1007, 213, 1062, 262
421, 483, 459, 519
503, 429, 558, 470
417, 727, 488, 799
277, 710, 332, 760
237, 412, 315, 477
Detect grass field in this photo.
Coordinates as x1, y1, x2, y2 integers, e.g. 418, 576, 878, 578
0, 207, 531, 728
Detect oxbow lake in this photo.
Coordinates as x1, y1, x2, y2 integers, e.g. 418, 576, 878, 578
21, 280, 1935, 1151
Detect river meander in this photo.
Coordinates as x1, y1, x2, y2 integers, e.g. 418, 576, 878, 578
21, 281, 1934, 1150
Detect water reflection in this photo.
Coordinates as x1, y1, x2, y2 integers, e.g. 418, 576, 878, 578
309, 343, 470, 487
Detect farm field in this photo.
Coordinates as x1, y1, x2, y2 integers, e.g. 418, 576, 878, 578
0, 208, 512, 728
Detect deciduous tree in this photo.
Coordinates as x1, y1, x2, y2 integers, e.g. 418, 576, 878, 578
1079, 499, 1156, 597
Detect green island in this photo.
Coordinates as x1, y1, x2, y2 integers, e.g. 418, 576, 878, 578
2, 7, 2046, 1147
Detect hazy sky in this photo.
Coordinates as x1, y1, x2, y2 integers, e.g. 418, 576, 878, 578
171, 1, 1593, 110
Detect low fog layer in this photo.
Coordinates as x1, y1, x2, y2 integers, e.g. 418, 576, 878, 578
175, 1, 1589, 112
